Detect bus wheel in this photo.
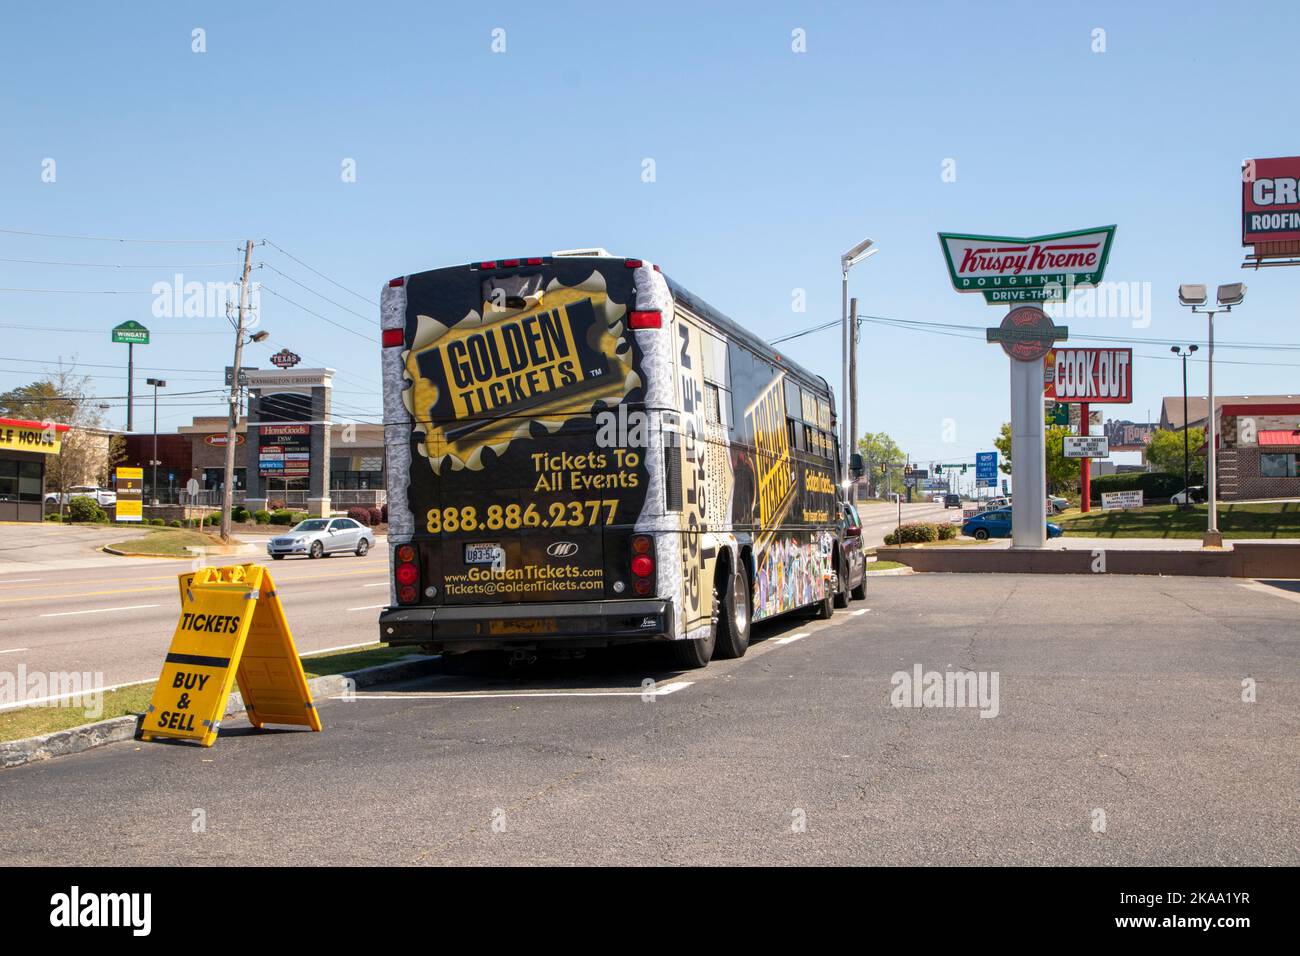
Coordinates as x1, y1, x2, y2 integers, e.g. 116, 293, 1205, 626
670, 625, 716, 669
714, 570, 751, 659
812, 585, 835, 620
833, 553, 850, 608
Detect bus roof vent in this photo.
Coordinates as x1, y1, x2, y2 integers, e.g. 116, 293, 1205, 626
551, 247, 615, 258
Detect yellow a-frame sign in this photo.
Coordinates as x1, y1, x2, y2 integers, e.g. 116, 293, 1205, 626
141, 564, 322, 748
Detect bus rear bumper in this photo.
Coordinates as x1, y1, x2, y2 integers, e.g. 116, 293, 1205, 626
377, 599, 673, 650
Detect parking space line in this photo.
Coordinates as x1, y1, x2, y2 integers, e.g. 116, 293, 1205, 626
1238, 580, 1300, 605
852, 609, 870, 616
39, 604, 161, 618
0, 647, 29, 655
334, 680, 694, 701
346, 604, 386, 612
772, 632, 811, 645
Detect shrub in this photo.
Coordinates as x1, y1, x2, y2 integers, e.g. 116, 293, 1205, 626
883, 522, 940, 546
149, 517, 166, 526
267, 499, 285, 511
254, 509, 271, 525
231, 505, 249, 523
202, 513, 220, 526
168, 519, 182, 528
347, 506, 372, 526
1089, 472, 1185, 503
369, 507, 383, 526
291, 511, 308, 524
44, 512, 62, 522
67, 495, 107, 524
937, 523, 958, 540
381, 503, 388, 524
269, 509, 296, 526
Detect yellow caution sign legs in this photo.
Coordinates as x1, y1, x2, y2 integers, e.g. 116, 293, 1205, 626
141, 565, 321, 748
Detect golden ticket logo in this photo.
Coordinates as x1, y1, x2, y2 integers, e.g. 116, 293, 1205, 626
435, 309, 582, 417
746, 375, 794, 528
404, 277, 637, 473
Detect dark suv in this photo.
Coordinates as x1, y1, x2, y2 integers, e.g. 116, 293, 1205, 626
943, 494, 961, 509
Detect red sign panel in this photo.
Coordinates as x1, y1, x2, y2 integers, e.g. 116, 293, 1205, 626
1044, 348, 1132, 404
1243, 156, 1300, 245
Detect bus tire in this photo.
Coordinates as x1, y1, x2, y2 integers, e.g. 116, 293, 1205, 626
812, 587, 834, 620
670, 627, 716, 669
833, 552, 850, 608
714, 569, 751, 659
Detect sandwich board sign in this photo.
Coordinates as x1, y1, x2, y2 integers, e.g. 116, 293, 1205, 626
141, 564, 321, 748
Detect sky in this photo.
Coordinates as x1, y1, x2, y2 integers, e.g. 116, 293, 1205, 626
1, 0, 1298, 471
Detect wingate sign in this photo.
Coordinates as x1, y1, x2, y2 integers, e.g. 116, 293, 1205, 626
1044, 348, 1132, 404
1243, 156, 1300, 245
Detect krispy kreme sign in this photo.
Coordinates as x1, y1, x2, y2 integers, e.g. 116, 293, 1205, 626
1044, 348, 1132, 404
939, 226, 1116, 303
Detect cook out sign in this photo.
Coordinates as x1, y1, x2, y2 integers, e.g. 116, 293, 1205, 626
1045, 348, 1132, 404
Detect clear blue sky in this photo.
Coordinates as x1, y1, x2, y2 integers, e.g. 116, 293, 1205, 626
2, 0, 1298, 467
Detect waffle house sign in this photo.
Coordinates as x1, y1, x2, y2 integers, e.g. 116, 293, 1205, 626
939, 226, 1117, 304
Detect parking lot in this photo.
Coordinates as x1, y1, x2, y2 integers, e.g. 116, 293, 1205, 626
1, 572, 1295, 866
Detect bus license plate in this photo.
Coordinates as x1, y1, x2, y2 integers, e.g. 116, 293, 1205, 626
464, 543, 502, 565
488, 618, 557, 635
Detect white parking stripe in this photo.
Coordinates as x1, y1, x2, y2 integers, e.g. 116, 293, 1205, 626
346, 604, 386, 612
335, 680, 694, 701
361, 582, 388, 588
773, 632, 810, 645
0, 647, 29, 655
852, 609, 871, 616
39, 604, 161, 618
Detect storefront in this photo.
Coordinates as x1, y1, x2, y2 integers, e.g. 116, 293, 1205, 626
1217, 402, 1300, 500
0, 417, 71, 522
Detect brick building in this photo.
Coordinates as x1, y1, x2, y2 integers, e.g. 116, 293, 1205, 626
1160, 395, 1300, 500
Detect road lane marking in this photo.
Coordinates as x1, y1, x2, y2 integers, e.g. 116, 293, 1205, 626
852, 609, 871, 616
0, 578, 43, 587
335, 681, 695, 701
0, 647, 29, 655
0, 567, 385, 606
346, 604, 386, 611
362, 582, 388, 588
773, 632, 810, 645
39, 604, 161, 618
304, 641, 387, 657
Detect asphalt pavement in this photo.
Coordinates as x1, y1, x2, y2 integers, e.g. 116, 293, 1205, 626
2, 572, 1295, 865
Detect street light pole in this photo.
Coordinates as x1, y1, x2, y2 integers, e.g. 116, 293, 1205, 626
1179, 283, 1245, 547
145, 378, 166, 504
1170, 345, 1198, 507
840, 238, 877, 483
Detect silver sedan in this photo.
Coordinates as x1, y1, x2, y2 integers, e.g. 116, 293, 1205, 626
267, 517, 375, 560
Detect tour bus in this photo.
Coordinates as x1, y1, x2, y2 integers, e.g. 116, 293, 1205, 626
376, 249, 861, 668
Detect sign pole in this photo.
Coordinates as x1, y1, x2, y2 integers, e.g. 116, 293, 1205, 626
1079, 401, 1090, 513
1010, 357, 1047, 548
126, 341, 134, 432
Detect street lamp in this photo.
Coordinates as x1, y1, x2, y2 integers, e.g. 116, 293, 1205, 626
840, 237, 877, 484
1178, 283, 1245, 545
1169, 346, 1198, 509
145, 378, 166, 505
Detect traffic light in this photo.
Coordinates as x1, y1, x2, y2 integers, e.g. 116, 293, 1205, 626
961, 465, 967, 474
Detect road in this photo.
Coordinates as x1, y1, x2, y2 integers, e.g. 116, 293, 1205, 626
2, 573, 1295, 865
0, 547, 389, 693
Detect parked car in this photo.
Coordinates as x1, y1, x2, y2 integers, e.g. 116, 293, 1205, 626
961, 507, 1063, 541
44, 486, 117, 507
943, 493, 961, 508
1048, 495, 1069, 514
931, 493, 945, 504
1170, 485, 1207, 505
267, 517, 375, 559
982, 496, 1010, 511
836, 503, 867, 605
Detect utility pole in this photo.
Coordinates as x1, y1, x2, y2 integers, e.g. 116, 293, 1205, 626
848, 296, 859, 506
221, 240, 254, 542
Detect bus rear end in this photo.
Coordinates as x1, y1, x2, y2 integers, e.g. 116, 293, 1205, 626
377, 252, 680, 655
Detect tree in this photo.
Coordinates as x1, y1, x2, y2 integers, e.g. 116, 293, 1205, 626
0, 368, 112, 519
1144, 427, 1205, 482
857, 431, 906, 497
994, 421, 1082, 495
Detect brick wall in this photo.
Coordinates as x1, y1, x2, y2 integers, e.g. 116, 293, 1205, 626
1221, 446, 1300, 501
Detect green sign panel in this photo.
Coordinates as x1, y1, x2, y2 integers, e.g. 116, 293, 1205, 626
112, 321, 150, 345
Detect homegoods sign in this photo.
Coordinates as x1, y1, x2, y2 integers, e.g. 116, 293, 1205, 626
938, 226, 1117, 304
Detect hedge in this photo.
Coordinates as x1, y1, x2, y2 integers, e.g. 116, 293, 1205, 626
884, 522, 940, 546
67, 495, 107, 524
253, 510, 271, 524
347, 506, 372, 526
1089, 472, 1186, 503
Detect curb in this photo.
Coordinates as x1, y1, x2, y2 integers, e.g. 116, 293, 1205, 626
100, 544, 261, 559
0, 654, 440, 771
865, 566, 914, 576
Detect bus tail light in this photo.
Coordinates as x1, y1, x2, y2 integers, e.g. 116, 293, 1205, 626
382, 328, 404, 348
630, 535, 654, 595
395, 544, 420, 604
629, 310, 662, 330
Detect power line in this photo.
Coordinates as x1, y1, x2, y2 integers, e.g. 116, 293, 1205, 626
0, 323, 225, 335
0, 257, 239, 269
260, 285, 377, 342
0, 227, 236, 244
263, 240, 377, 307
260, 263, 377, 324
